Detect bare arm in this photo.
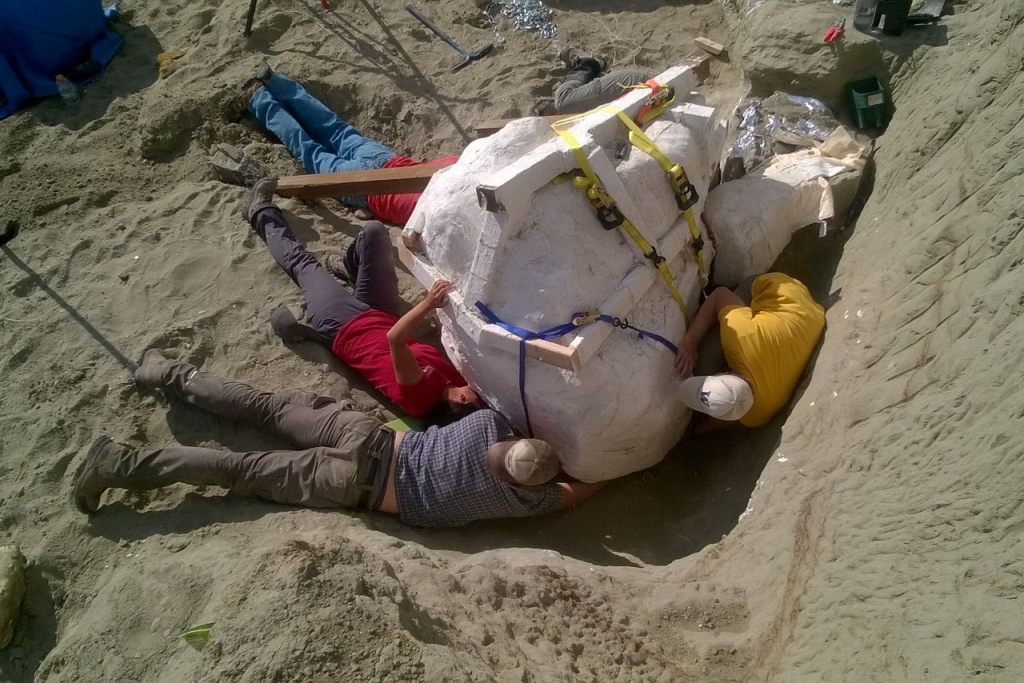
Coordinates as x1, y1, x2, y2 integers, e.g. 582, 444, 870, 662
556, 481, 606, 510
673, 286, 746, 377
387, 280, 453, 386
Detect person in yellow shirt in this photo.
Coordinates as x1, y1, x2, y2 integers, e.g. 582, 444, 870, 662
673, 273, 826, 429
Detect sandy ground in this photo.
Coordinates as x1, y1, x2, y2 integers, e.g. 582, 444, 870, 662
1, 0, 1023, 680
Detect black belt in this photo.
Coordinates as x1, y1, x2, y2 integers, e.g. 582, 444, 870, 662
357, 426, 395, 511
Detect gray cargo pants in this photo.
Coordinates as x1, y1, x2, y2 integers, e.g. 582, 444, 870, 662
253, 207, 404, 344
118, 360, 392, 509
554, 69, 651, 115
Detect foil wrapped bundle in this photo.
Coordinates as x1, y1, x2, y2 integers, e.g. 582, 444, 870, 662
484, 0, 557, 38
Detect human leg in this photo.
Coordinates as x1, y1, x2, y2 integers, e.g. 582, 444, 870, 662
135, 351, 382, 451
73, 436, 367, 512
249, 88, 351, 176
554, 68, 650, 115
262, 73, 396, 166
251, 205, 370, 340
343, 221, 403, 317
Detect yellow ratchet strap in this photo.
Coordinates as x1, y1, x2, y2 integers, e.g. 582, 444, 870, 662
552, 123, 688, 316
613, 110, 707, 286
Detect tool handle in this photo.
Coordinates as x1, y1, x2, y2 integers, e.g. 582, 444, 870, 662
406, 5, 462, 51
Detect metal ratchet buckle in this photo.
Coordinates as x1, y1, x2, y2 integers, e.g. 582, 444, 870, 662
671, 175, 699, 211
571, 311, 601, 326
588, 191, 624, 230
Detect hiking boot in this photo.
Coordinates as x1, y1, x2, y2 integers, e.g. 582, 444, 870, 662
225, 77, 264, 123
72, 435, 131, 514
269, 305, 325, 344
324, 254, 352, 285
555, 42, 606, 74
253, 60, 273, 83
133, 348, 178, 390
243, 176, 278, 223
570, 57, 605, 79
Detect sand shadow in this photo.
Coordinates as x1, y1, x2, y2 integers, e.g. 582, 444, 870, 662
247, 0, 477, 143
84, 493, 292, 543
2, 235, 135, 372
27, 23, 162, 131
326, 0, 476, 144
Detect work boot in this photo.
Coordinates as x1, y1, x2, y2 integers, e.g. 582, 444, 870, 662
134, 348, 185, 390
554, 41, 605, 74
324, 254, 352, 285
253, 60, 273, 83
570, 57, 605, 79
225, 77, 264, 123
269, 305, 325, 344
72, 435, 132, 514
243, 176, 278, 223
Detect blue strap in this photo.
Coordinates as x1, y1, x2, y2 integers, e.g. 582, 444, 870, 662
476, 301, 577, 436
474, 302, 678, 438
595, 314, 679, 354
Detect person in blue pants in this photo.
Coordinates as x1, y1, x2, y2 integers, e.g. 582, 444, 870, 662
230, 63, 456, 224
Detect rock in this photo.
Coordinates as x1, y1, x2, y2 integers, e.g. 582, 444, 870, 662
208, 143, 267, 187
165, 537, 191, 553
0, 544, 27, 649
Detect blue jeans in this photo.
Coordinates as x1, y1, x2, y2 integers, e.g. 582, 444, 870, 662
249, 73, 396, 207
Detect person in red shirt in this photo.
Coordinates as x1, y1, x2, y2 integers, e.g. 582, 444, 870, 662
232, 63, 455, 225
243, 177, 482, 419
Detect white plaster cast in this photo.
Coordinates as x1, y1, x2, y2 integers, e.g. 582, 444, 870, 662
402, 65, 725, 481
704, 149, 856, 287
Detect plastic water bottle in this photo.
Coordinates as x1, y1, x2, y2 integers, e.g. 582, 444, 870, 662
56, 75, 79, 104
853, 0, 879, 32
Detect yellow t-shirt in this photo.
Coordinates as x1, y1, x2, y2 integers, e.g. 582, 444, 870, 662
718, 273, 825, 427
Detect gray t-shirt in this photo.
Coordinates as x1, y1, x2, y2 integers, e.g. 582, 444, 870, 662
395, 410, 563, 527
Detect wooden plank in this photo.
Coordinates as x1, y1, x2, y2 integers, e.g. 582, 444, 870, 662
274, 161, 455, 200
480, 325, 580, 372
695, 36, 725, 56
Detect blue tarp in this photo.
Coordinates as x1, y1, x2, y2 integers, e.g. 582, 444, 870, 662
0, 1, 123, 119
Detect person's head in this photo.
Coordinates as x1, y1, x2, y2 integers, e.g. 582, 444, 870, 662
444, 384, 483, 415
424, 385, 483, 428
486, 439, 561, 486
680, 374, 754, 422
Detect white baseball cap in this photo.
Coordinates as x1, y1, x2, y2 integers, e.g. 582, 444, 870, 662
680, 374, 754, 421
487, 439, 560, 486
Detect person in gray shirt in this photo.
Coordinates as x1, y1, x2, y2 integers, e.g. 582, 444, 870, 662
70, 351, 602, 527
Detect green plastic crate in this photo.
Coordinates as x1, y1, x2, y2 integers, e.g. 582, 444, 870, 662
847, 77, 887, 129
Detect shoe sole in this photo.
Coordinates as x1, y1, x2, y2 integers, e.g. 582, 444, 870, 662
245, 177, 279, 223
71, 435, 114, 514
224, 77, 263, 123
